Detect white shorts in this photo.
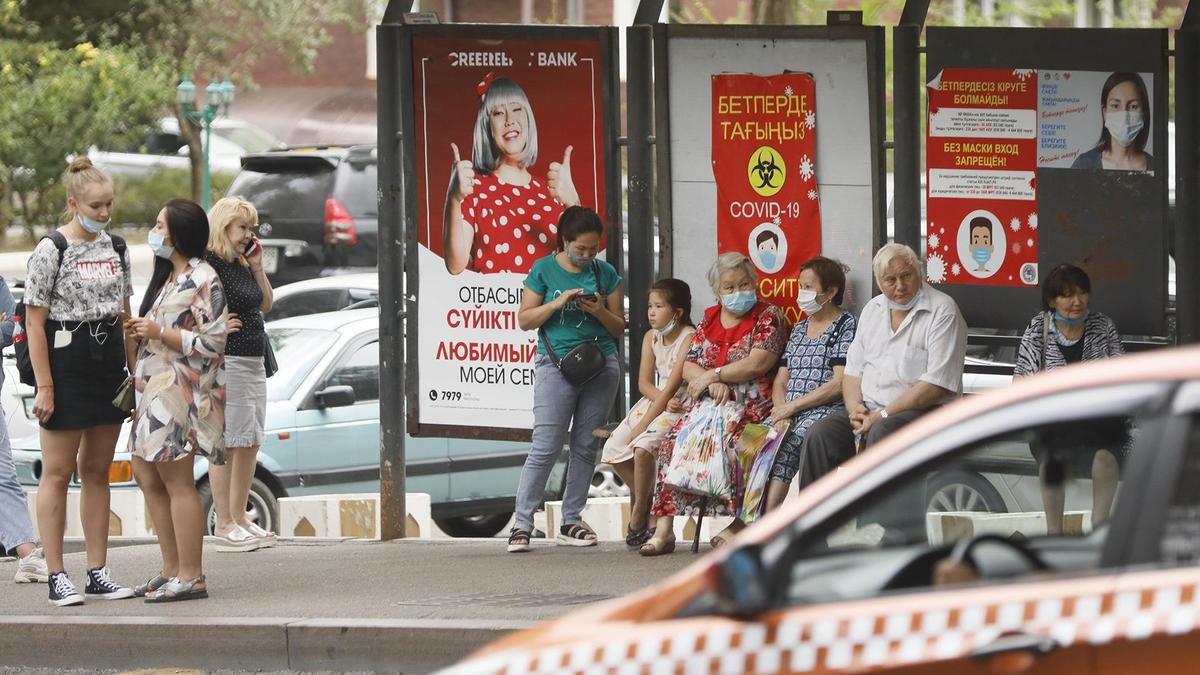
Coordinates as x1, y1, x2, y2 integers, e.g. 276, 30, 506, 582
224, 355, 266, 448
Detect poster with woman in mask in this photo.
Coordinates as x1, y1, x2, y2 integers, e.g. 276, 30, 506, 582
1037, 71, 1155, 173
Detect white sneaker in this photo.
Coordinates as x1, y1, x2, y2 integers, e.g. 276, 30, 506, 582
14, 547, 49, 583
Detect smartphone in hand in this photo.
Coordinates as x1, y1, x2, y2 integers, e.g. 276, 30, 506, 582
244, 236, 261, 257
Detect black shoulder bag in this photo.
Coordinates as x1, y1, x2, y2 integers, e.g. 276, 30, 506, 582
538, 262, 607, 386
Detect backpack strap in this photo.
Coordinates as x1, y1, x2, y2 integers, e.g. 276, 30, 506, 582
42, 231, 70, 287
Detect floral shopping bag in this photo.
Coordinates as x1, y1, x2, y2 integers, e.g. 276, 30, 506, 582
663, 400, 745, 506
738, 421, 790, 524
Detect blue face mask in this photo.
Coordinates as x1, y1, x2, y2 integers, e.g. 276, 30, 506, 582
970, 246, 991, 266
759, 251, 777, 270
1053, 309, 1087, 326
148, 231, 174, 259
721, 291, 757, 315
78, 213, 109, 234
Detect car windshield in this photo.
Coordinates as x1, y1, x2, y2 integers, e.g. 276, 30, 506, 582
266, 327, 339, 401
338, 162, 378, 217
783, 395, 1149, 607
230, 165, 334, 220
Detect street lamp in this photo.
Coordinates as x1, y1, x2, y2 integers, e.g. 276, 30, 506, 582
176, 74, 236, 209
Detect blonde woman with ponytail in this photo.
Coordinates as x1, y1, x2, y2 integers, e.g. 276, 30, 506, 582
24, 158, 136, 606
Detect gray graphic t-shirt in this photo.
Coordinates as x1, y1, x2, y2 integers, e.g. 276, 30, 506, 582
25, 231, 133, 321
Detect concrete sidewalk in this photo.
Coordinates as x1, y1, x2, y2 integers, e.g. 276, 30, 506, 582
0, 537, 698, 673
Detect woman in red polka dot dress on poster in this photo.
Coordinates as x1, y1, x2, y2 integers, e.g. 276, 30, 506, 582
443, 74, 579, 275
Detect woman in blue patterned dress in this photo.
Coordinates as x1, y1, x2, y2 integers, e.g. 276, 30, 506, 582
766, 256, 856, 512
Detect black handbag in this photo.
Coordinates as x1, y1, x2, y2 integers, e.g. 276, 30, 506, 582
263, 337, 278, 378
538, 262, 607, 386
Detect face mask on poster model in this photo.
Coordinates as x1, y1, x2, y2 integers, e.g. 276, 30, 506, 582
759, 251, 777, 270
1104, 110, 1144, 147
721, 290, 757, 315
970, 246, 991, 266
148, 231, 174, 259
78, 213, 109, 234
796, 288, 825, 316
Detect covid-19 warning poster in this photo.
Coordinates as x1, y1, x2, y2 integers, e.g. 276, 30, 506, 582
926, 68, 1039, 288
410, 34, 610, 433
711, 73, 821, 323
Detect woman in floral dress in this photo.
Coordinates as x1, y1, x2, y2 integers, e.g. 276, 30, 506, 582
125, 199, 228, 602
630, 253, 787, 555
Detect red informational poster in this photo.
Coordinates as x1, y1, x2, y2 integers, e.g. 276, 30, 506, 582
926, 68, 1039, 288
411, 35, 608, 430
712, 73, 821, 323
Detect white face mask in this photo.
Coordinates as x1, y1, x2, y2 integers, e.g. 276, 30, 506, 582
796, 289, 825, 316
654, 317, 678, 336
1104, 110, 1144, 148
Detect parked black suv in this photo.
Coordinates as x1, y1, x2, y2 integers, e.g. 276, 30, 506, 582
227, 144, 378, 285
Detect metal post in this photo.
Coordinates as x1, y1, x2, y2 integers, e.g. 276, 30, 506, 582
625, 23, 656, 393
202, 117, 212, 209
892, 2, 928, 253
377, 0, 414, 540
1176, 13, 1200, 343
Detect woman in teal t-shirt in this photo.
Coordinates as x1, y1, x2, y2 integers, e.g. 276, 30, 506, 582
508, 206, 625, 552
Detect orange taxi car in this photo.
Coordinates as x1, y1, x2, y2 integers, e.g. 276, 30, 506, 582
442, 345, 1200, 674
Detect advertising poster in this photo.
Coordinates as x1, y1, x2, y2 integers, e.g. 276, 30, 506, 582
411, 35, 608, 430
926, 68, 1039, 288
711, 73, 821, 323
1038, 70, 1155, 172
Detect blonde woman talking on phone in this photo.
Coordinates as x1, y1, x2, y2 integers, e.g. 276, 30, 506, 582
204, 197, 276, 550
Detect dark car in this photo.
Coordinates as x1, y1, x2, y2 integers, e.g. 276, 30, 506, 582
228, 144, 378, 285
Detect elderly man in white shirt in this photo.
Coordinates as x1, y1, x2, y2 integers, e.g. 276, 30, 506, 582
799, 243, 967, 489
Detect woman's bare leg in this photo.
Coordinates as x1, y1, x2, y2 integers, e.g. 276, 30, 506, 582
77, 424, 121, 569
133, 456, 178, 577
35, 429, 83, 573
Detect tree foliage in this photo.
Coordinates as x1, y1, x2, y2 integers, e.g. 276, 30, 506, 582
0, 2, 172, 236
8, 0, 368, 203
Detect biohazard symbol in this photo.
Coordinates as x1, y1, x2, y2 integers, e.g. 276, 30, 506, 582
747, 145, 785, 197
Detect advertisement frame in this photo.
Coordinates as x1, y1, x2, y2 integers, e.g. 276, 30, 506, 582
398, 23, 623, 441
652, 22, 888, 306
924, 26, 1171, 338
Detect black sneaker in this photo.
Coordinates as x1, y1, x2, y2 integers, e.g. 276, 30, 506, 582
84, 566, 135, 600
48, 571, 84, 607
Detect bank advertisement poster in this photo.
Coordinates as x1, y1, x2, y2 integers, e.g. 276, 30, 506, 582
711, 73, 821, 323
411, 35, 608, 431
926, 68, 1039, 288
1037, 70, 1155, 171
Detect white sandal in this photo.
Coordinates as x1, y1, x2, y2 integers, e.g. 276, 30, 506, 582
245, 522, 278, 548
214, 525, 260, 552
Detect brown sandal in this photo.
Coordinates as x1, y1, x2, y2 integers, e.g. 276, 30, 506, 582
638, 537, 676, 557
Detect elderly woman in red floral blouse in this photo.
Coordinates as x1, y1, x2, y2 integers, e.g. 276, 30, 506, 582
628, 252, 787, 556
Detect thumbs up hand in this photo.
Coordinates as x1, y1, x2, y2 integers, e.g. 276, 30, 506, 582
451, 142, 476, 201
547, 145, 579, 207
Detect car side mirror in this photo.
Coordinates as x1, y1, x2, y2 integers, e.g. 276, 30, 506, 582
713, 544, 772, 618
315, 385, 356, 408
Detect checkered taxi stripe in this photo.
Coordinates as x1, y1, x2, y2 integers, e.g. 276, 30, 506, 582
440, 581, 1200, 674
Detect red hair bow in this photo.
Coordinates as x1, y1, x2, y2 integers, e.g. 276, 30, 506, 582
477, 72, 496, 98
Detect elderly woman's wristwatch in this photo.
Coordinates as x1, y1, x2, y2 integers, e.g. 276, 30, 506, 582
879, 408, 890, 419
714, 367, 722, 382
